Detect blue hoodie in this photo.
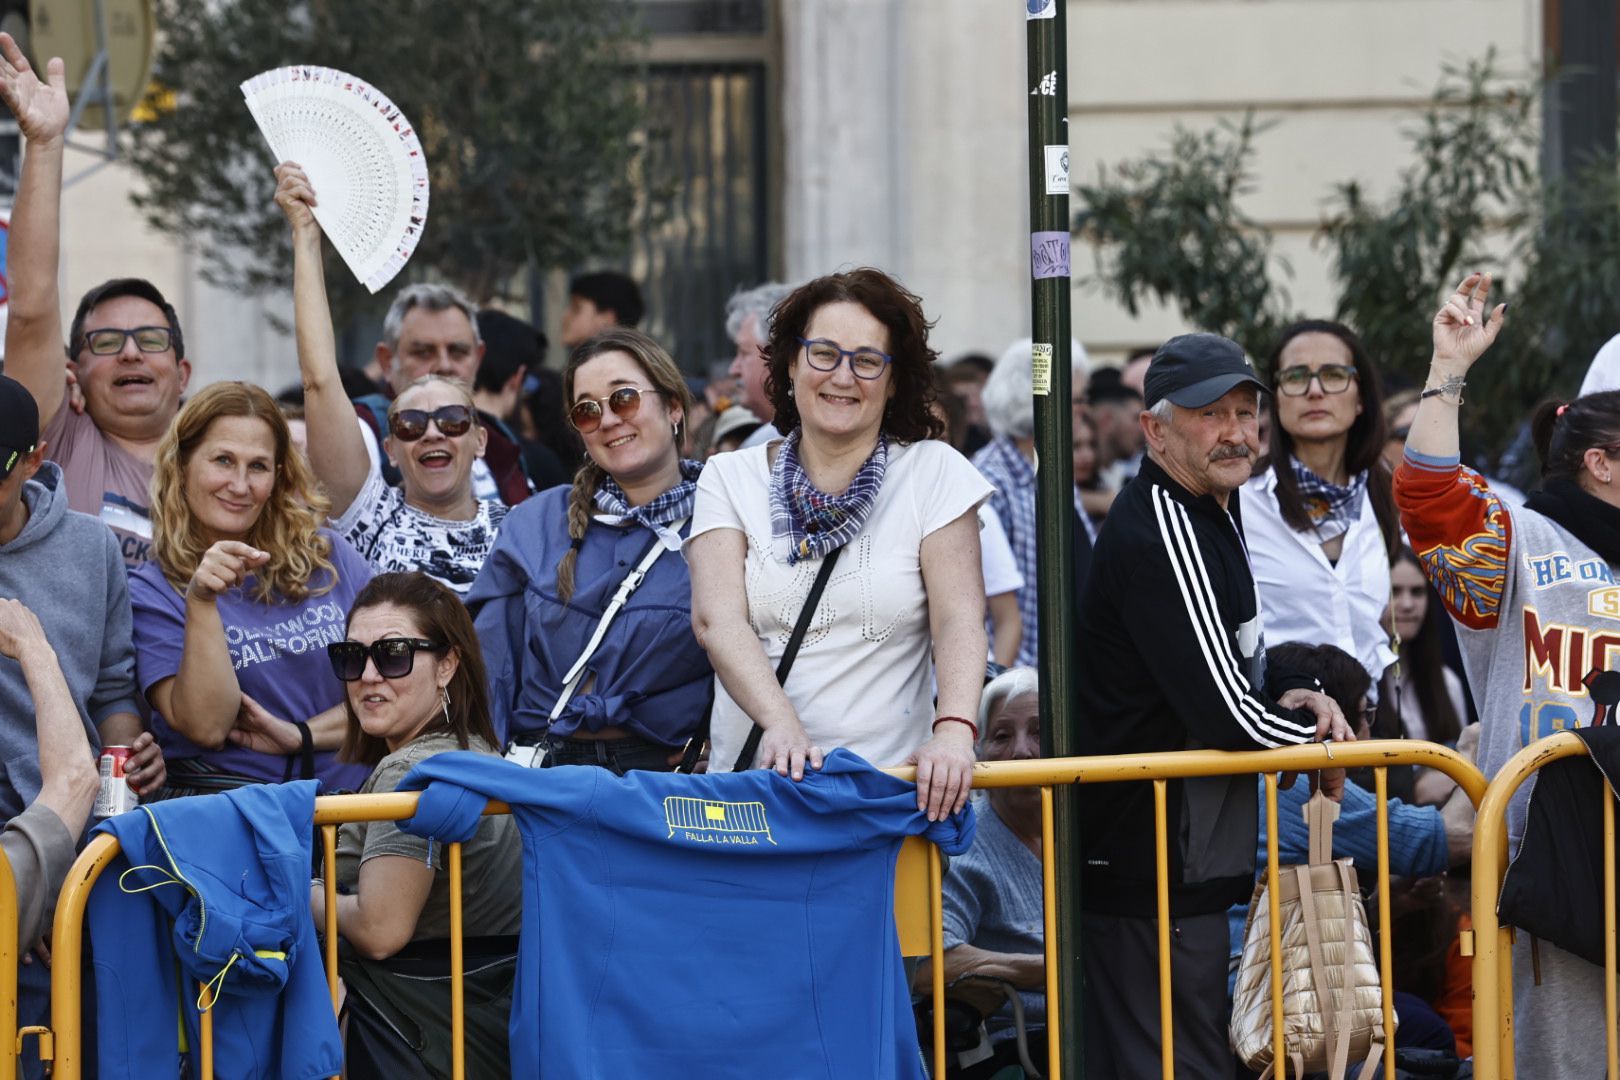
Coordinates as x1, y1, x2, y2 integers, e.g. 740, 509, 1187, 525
87, 781, 342, 1080
398, 748, 975, 1079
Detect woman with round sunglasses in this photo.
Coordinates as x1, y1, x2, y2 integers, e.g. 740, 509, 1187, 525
128, 382, 374, 797
276, 163, 506, 595
1241, 319, 1402, 687
314, 572, 520, 1078
470, 327, 712, 771
688, 268, 990, 822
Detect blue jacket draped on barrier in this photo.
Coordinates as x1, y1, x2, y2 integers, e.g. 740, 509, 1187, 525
398, 748, 974, 1079
86, 780, 342, 1080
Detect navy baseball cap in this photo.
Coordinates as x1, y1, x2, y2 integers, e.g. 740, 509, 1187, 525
0, 374, 39, 481
1143, 333, 1268, 410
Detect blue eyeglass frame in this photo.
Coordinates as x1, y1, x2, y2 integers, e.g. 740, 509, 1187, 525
796, 336, 894, 380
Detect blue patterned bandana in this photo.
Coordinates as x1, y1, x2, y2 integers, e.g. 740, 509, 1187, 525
770, 429, 888, 565
595, 459, 704, 537
1289, 456, 1367, 542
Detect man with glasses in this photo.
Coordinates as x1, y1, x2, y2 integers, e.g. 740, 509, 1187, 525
0, 33, 189, 567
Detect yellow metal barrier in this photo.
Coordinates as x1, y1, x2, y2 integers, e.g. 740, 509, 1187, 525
1470, 730, 1619, 1080
37, 739, 1484, 1079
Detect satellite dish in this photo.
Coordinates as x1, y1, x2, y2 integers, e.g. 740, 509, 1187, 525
28, 0, 154, 130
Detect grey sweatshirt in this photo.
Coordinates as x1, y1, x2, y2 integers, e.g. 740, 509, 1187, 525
0, 462, 139, 822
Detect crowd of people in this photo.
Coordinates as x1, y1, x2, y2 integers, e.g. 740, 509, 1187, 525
0, 30, 1609, 1080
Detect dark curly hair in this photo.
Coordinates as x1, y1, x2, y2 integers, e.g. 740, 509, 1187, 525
763, 268, 944, 443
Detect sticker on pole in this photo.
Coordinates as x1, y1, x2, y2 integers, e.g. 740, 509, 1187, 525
1027, 0, 1057, 20
1031, 231, 1071, 280
1031, 343, 1054, 396
1044, 145, 1070, 195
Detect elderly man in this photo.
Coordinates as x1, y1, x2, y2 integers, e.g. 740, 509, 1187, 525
971, 338, 1092, 668
353, 283, 532, 505
0, 34, 188, 567
723, 281, 796, 449
1075, 333, 1350, 1078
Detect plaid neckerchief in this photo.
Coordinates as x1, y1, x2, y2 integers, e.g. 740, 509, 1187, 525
1289, 456, 1367, 542
595, 459, 703, 540
769, 429, 889, 564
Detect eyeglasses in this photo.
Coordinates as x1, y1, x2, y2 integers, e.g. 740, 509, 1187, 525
569, 386, 664, 433
388, 404, 475, 442
797, 337, 892, 380
327, 638, 445, 682
1276, 364, 1357, 396
83, 326, 173, 356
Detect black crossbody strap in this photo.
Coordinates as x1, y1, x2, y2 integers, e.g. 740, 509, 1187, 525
732, 547, 842, 772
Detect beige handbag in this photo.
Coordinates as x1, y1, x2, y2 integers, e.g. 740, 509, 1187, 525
1230, 791, 1388, 1079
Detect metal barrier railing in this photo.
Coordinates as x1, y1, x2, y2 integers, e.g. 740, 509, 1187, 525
36, 739, 1487, 1079
1469, 730, 1617, 1080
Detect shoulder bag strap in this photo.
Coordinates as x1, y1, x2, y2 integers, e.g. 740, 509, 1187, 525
549, 521, 685, 726
731, 547, 842, 772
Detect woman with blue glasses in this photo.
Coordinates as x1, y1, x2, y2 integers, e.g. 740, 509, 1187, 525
689, 268, 991, 821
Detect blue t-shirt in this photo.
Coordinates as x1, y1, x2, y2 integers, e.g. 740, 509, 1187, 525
128, 530, 373, 790
397, 749, 974, 1078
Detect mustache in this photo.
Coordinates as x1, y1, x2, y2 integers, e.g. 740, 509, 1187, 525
1209, 445, 1254, 462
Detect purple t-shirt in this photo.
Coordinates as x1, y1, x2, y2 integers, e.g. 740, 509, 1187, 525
128, 530, 373, 790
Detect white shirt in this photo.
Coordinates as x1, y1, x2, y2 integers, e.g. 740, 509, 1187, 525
978, 504, 1023, 598
690, 438, 992, 772
1241, 468, 1396, 683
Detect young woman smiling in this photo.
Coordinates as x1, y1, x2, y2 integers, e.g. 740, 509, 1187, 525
1242, 320, 1401, 686
275, 163, 506, 595
470, 328, 712, 772
128, 382, 374, 796
313, 572, 520, 1078
688, 268, 991, 821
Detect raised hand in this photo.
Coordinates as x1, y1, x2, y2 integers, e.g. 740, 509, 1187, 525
0, 32, 69, 145
186, 541, 271, 603
0, 598, 49, 661
273, 162, 320, 235
1432, 272, 1507, 371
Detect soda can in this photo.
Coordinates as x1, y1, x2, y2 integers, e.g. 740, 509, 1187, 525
94, 746, 138, 817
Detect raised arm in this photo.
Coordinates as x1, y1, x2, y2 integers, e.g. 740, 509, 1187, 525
275, 163, 369, 514
1405, 272, 1506, 462
0, 33, 70, 427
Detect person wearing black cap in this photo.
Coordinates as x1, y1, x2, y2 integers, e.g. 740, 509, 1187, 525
0, 33, 190, 569
1073, 333, 1352, 1077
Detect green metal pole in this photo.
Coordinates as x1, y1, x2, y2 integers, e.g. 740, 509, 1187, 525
1024, 1, 1083, 1075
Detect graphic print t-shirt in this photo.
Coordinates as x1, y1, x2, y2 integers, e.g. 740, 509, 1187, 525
44, 405, 155, 567
128, 531, 373, 789
332, 459, 508, 595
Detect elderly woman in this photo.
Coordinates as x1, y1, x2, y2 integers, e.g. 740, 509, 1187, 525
129, 382, 374, 795
1243, 320, 1401, 685
689, 268, 990, 820
312, 572, 521, 1079
918, 667, 1046, 1078
274, 163, 506, 594
1397, 272, 1620, 1078
472, 328, 711, 772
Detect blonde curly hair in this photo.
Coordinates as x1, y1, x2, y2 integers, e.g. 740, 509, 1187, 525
149, 381, 337, 603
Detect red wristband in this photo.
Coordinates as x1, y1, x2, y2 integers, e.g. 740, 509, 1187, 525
932, 716, 978, 740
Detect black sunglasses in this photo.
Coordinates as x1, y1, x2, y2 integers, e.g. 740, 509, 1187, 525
388, 404, 475, 442
327, 638, 446, 682
569, 386, 664, 433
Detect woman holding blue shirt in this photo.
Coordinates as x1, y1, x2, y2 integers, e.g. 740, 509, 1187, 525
469, 328, 710, 772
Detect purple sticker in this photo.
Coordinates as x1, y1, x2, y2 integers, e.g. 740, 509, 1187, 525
1031, 231, 1070, 280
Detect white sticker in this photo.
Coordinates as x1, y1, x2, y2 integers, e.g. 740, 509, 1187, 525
1031, 343, 1053, 396
1027, 0, 1057, 20
1031, 70, 1057, 97
1044, 144, 1070, 195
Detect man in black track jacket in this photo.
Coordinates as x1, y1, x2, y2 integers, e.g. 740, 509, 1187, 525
1075, 333, 1350, 1078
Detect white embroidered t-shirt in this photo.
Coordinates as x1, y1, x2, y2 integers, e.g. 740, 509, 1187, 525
691, 438, 993, 772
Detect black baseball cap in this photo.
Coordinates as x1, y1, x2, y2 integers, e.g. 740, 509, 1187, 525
0, 374, 39, 481
1143, 333, 1268, 410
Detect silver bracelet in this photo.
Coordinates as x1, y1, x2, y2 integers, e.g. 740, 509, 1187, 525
1421, 374, 1466, 404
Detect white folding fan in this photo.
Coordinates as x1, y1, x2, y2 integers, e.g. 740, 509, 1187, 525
242, 66, 430, 293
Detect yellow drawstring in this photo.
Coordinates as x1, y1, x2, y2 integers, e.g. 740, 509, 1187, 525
118, 864, 184, 894
195, 950, 288, 1012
